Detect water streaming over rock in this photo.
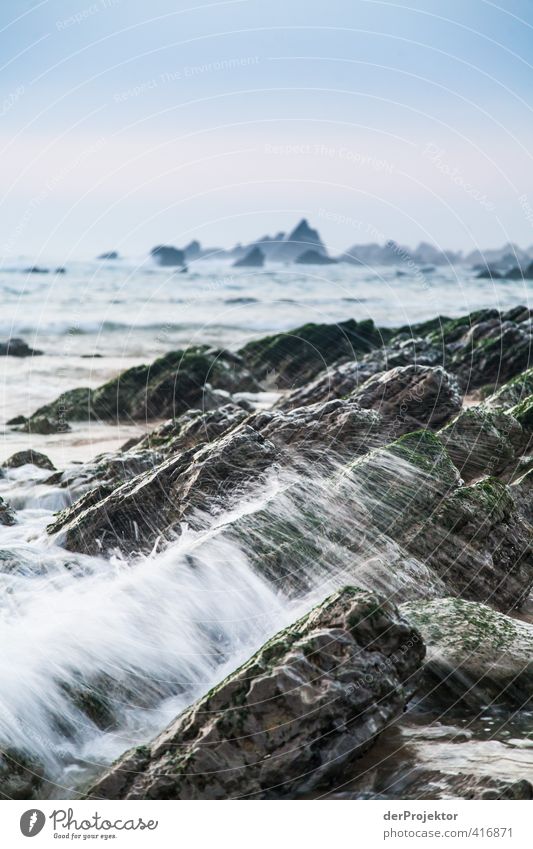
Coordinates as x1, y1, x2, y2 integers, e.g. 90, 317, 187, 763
0, 441, 531, 798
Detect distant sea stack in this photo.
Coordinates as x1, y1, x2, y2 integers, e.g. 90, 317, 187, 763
183, 240, 226, 261
466, 243, 531, 268
97, 251, 119, 260
340, 241, 462, 266
150, 245, 186, 267
477, 260, 533, 280
295, 249, 338, 265
183, 240, 201, 261
233, 247, 265, 268
270, 218, 328, 263
0, 338, 43, 357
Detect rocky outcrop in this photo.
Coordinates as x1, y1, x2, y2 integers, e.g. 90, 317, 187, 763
0, 496, 16, 526
11, 306, 532, 427
2, 450, 55, 471
132, 404, 249, 455
0, 751, 44, 800
23, 305, 533, 801
0, 338, 42, 357
476, 267, 502, 279
269, 218, 327, 263
97, 251, 119, 260
403, 477, 533, 612
501, 261, 533, 280
276, 334, 450, 411
19, 415, 71, 435
343, 431, 533, 611
295, 249, 337, 265
276, 359, 381, 410
484, 367, 533, 410
26, 348, 260, 425
48, 427, 279, 555
350, 365, 462, 432
249, 399, 385, 458
239, 318, 387, 388
439, 406, 525, 481
437, 310, 533, 390
87, 587, 424, 799
150, 245, 186, 267
233, 247, 265, 268
401, 597, 533, 709
344, 430, 461, 537
510, 467, 533, 529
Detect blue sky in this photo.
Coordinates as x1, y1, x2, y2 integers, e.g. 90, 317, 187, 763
1, 0, 533, 258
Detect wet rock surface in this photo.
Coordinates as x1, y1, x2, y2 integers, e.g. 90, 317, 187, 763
25, 348, 260, 425
238, 318, 388, 388
0, 496, 16, 526
87, 587, 424, 800
331, 715, 533, 800
401, 597, 533, 709
49, 426, 279, 555
0, 751, 45, 800
439, 407, 525, 482
0, 337, 42, 357
3, 450, 56, 471
349, 364, 462, 432
248, 399, 385, 457
403, 477, 533, 612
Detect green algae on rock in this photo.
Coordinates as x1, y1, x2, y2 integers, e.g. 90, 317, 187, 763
238, 318, 388, 388
439, 406, 524, 481
27, 347, 259, 424
401, 597, 533, 709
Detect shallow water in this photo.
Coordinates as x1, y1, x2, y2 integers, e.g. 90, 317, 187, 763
1, 258, 532, 442
0, 463, 300, 796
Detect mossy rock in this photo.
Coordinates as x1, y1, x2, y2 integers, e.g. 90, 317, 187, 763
402, 597, 533, 709
440, 406, 523, 481
2, 450, 55, 471
238, 318, 388, 388
27, 348, 258, 424
32, 387, 94, 422
404, 477, 533, 611
342, 430, 460, 536
509, 394, 533, 431
393, 315, 451, 338
485, 367, 533, 410
426, 309, 499, 346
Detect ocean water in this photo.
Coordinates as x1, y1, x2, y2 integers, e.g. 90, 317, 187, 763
0, 258, 531, 458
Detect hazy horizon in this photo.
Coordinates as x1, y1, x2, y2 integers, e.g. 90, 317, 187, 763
1, 0, 533, 260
